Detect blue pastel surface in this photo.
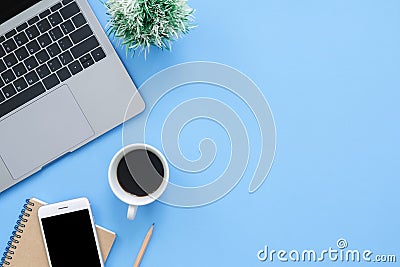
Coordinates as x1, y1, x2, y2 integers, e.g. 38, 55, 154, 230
1, 0, 399, 266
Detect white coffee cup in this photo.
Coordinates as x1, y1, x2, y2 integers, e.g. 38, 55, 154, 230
108, 144, 169, 220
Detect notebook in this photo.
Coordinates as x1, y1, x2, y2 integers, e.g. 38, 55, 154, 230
0, 198, 116, 267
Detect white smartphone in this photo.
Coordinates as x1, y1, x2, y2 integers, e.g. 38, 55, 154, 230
38, 198, 104, 267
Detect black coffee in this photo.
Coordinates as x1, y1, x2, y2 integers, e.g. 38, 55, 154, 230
116, 149, 165, 197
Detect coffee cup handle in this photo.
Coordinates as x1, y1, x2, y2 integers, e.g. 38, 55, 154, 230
127, 205, 137, 220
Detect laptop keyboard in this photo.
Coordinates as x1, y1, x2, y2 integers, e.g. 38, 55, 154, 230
0, 0, 107, 118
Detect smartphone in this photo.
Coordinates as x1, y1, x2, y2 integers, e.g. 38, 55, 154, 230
38, 198, 104, 267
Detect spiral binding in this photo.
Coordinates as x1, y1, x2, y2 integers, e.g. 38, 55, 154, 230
0, 199, 34, 266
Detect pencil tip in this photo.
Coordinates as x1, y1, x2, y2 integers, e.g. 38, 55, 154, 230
152, 223, 155, 226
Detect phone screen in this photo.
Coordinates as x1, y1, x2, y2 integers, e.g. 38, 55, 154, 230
41, 209, 101, 267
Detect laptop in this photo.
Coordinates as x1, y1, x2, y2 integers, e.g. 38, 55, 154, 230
0, 0, 145, 192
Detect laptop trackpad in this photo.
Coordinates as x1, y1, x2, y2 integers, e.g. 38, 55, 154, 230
0, 85, 94, 179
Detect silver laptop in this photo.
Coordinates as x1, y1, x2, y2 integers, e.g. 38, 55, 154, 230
0, 0, 145, 192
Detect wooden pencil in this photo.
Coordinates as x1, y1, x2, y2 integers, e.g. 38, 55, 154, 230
133, 223, 155, 267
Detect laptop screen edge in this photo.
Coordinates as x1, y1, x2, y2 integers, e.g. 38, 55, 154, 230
0, 0, 42, 24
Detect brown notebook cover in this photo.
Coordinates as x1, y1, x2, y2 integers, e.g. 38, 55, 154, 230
1, 198, 116, 267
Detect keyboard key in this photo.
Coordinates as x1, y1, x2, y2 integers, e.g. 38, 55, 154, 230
49, 27, 63, 41
48, 58, 62, 72
13, 63, 27, 77
70, 24, 92, 44
3, 39, 17, 53
39, 9, 51, 19
43, 74, 60, 90
25, 70, 39, 85
91, 47, 106, 62
62, 0, 73, 5
36, 50, 50, 64
0, 77, 4, 89
59, 50, 73, 65
25, 25, 40, 39
5, 29, 17, 39
0, 59, 7, 72
0, 36, 5, 43
70, 36, 98, 59
48, 12, 62, 26
58, 36, 72, 51
81, 57, 94, 69
0, 91, 4, 102
24, 56, 39, 71
68, 60, 82, 75
37, 33, 52, 48
51, 3, 63, 12
4, 53, 18, 67
0, 82, 45, 118
14, 32, 29, 46
47, 43, 61, 57
60, 20, 75, 34
36, 64, 50, 78
13, 77, 28, 92
15, 47, 29, 61
0, 46, 5, 58
56, 67, 71, 82
1, 70, 16, 83
71, 14, 86, 28
2, 84, 16, 98
26, 40, 41, 54
17, 23, 28, 32
79, 53, 94, 68
79, 53, 91, 63
37, 19, 51, 33
60, 3, 80, 20
28, 16, 39, 25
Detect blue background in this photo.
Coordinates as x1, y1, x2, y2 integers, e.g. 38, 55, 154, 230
1, 0, 399, 266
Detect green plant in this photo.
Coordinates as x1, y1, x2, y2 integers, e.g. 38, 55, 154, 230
105, 0, 195, 57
